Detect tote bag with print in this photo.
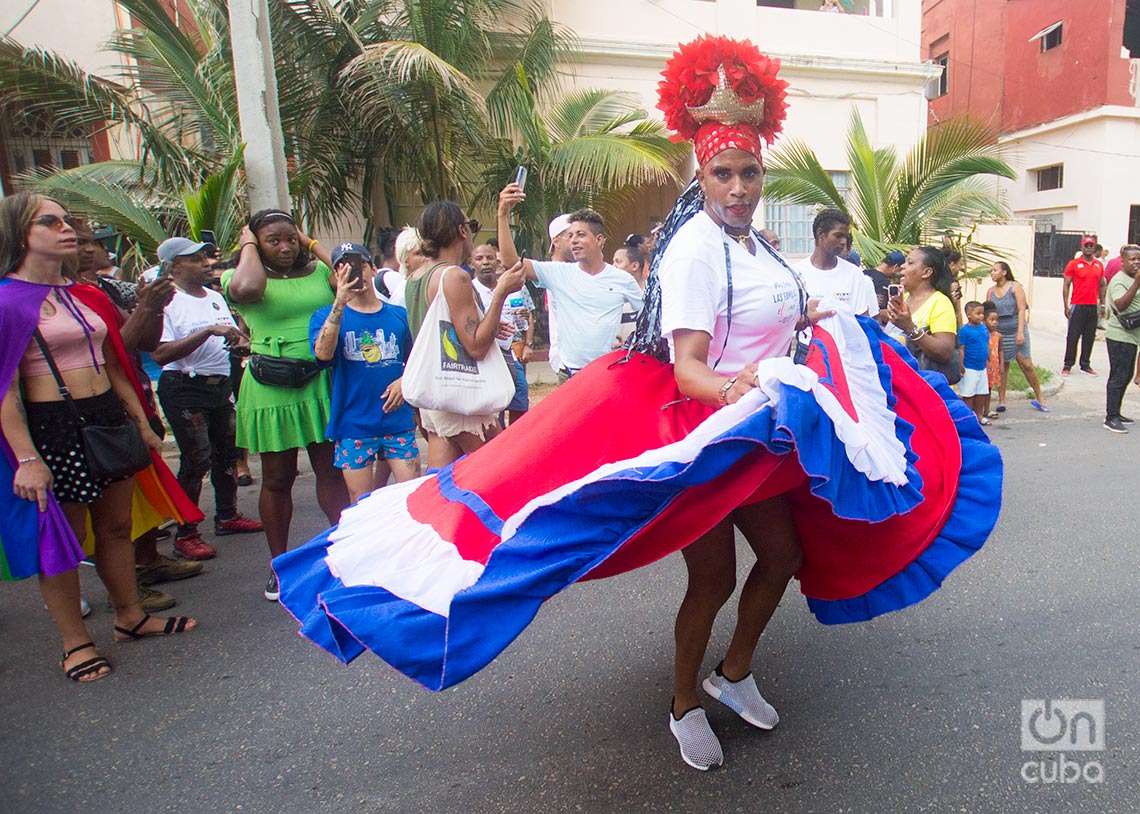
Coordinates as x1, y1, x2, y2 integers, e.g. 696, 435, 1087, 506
403, 267, 515, 415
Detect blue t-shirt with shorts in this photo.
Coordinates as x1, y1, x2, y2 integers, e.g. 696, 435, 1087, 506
958, 323, 989, 371
309, 303, 415, 440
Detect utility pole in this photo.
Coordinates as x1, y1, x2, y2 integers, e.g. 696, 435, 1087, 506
227, 0, 290, 212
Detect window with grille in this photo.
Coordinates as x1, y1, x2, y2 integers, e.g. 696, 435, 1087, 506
764, 171, 850, 256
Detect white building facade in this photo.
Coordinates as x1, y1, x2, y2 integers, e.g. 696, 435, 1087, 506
549, 0, 940, 254
999, 105, 1140, 251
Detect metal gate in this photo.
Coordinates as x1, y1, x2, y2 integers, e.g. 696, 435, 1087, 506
1033, 229, 1088, 277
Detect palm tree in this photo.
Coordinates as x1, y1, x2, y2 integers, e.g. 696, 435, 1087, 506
475, 89, 690, 254
763, 110, 1016, 268
2, 0, 684, 261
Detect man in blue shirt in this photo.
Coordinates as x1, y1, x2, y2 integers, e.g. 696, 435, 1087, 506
957, 301, 992, 425
311, 243, 419, 502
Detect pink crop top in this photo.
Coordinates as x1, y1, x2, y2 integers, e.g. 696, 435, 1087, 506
19, 290, 109, 378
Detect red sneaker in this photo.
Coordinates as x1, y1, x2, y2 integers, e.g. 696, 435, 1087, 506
214, 514, 264, 536
1081, 367, 1099, 376
174, 533, 217, 561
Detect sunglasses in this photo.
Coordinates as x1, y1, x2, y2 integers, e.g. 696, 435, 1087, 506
465, 218, 481, 234
33, 214, 80, 231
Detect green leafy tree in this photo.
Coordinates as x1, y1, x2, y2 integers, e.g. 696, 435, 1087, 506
1, 0, 684, 259
476, 88, 689, 254
763, 110, 1016, 269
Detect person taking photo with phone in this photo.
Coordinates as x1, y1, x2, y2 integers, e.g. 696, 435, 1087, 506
311, 243, 419, 502
498, 188, 644, 383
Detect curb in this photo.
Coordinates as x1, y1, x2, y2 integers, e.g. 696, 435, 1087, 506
1004, 373, 1064, 401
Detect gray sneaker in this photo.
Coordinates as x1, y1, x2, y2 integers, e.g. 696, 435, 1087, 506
668, 706, 724, 771
703, 668, 779, 730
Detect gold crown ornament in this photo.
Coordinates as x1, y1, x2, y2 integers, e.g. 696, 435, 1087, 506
685, 65, 767, 127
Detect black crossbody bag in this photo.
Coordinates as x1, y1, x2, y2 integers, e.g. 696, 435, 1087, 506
32, 331, 152, 481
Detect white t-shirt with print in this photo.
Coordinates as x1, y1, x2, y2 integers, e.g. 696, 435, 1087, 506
792, 255, 878, 316
660, 212, 800, 371
160, 287, 238, 376
531, 260, 644, 370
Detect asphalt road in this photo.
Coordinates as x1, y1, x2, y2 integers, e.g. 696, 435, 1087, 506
1, 335, 1137, 813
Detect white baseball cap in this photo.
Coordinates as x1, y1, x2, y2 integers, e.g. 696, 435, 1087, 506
548, 214, 572, 242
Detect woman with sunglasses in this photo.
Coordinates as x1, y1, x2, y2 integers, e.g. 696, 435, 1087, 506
222, 209, 349, 601
0, 193, 198, 683
403, 205, 526, 468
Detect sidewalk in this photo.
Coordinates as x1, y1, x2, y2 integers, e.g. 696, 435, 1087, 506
1022, 324, 1110, 402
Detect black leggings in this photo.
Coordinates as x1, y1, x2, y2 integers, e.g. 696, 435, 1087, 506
1105, 338, 1138, 420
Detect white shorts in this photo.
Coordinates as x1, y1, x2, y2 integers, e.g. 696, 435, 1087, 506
958, 367, 990, 397
419, 408, 498, 441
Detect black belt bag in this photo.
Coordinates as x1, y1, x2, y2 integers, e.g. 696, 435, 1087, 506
1116, 308, 1140, 331
32, 331, 152, 481
248, 354, 322, 388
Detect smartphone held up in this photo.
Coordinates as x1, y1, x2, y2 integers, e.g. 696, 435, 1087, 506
513, 166, 528, 191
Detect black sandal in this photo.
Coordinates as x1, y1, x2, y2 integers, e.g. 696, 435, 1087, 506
61, 642, 111, 682
114, 613, 195, 641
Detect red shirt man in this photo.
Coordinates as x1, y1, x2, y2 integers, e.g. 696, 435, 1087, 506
1063, 252, 1105, 307
1061, 238, 1106, 375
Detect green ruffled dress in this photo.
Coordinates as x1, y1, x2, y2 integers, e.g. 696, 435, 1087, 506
222, 263, 335, 453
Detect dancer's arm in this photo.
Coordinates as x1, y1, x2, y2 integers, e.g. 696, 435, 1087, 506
672, 329, 758, 408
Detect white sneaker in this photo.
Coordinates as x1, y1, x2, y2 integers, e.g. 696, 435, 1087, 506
702, 668, 779, 730
668, 706, 724, 771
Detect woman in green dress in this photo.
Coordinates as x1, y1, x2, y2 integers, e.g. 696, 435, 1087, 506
223, 210, 349, 600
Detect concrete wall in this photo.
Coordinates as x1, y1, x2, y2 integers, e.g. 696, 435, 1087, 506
999, 107, 1140, 251
922, 0, 1007, 130
548, 0, 937, 252
1001, 0, 1126, 132
1, 0, 139, 167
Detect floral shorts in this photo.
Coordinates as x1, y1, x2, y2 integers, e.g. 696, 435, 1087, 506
334, 430, 420, 470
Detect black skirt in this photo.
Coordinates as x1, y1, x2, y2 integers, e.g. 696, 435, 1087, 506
26, 390, 134, 504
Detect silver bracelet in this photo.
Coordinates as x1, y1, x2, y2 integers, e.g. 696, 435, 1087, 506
17, 454, 39, 464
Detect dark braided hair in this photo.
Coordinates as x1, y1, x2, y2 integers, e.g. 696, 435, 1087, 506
628, 179, 705, 360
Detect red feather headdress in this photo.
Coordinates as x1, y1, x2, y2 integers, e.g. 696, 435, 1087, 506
657, 35, 789, 166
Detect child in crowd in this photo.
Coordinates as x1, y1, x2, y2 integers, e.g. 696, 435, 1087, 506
983, 301, 1001, 420
957, 301, 991, 424
310, 243, 419, 504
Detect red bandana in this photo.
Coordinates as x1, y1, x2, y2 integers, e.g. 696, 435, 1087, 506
694, 122, 764, 166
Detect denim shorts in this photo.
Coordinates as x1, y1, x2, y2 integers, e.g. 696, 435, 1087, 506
334, 430, 420, 469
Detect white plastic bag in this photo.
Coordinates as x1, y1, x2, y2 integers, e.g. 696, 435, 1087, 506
403, 266, 514, 414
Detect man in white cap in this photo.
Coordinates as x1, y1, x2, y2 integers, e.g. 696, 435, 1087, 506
545, 214, 573, 374
498, 193, 644, 382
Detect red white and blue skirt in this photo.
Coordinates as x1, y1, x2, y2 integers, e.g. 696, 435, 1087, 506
275, 314, 1002, 690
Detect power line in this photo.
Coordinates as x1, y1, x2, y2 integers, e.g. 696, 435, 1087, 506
4, 0, 43, 37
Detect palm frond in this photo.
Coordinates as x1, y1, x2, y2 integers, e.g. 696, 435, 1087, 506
546, 133, 684, 192
183, 146, 246, 250
892, 118, 1015, 240
763, 139, 847, 210
844, 111, 896, 240
0, 36, 135, 129
25, 167, 176, 254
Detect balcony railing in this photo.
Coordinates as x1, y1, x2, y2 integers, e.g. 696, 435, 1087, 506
755, 0, 893, 17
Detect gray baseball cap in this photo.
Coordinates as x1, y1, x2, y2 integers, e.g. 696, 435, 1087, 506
157, 236, 212, 263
